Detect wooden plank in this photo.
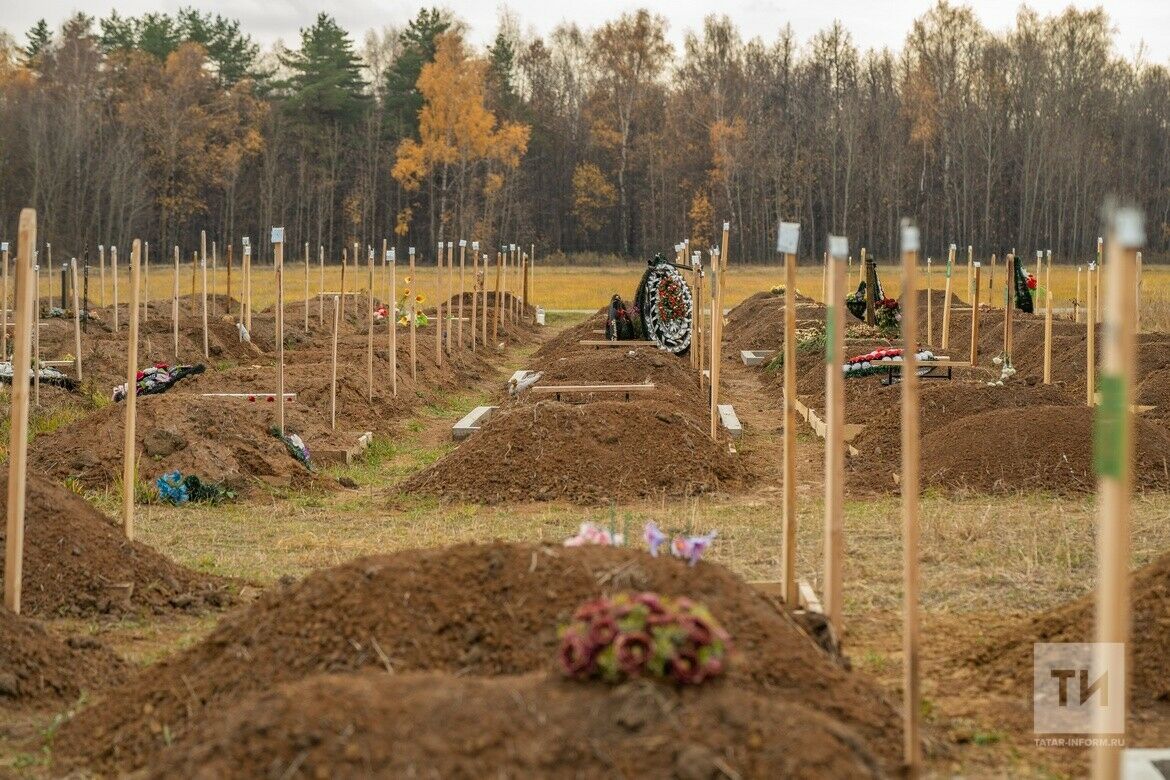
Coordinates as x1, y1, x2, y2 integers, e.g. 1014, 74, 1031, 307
529, 383, 655, 394
577, 339, 648, 348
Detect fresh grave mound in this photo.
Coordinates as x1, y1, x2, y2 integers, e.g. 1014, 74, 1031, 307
56, 543, 900, 774
0, 472, 236, 617
1138, 368, 1170, 422
848, 382, 1078, 490
723, 290, 824, 355
28, 393, 335, 492
401, 399, 741, 503
969, 550, 1170, 707
533, 308, 608, 358
147, 671, 884, 779
919, 404, 1170, 493
0, 609, 128, 707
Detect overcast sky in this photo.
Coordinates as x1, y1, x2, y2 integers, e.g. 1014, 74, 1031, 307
3, 1, 1168, 64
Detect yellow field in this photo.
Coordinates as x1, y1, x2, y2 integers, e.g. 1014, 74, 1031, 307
27, 260, 1170, 330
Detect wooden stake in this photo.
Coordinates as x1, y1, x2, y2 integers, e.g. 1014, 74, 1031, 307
1005, 254, 1015, 364
941, 244, 955, 349
435, 242, 443, 366
201, 247, 209, 359
1043, 290, 1053, 385
330, 295, 339, 429
340, 249, 348, 325
244, 241, 252, 332
122, 239, 141, 540
522, 254, 529, 323
33, 256, 39, 407
388, 245, 397, 397
970, 263, 981, 365
318, 245, 325, 327
409, 247, 417, 380
470, 243, 479, 352
899, 221, 923, 777
480, 251, 488, 348
367, 247, 374, 401
4, 209, 36, 614
112, 245, 119, 332
493, 250, 502, 342
210, 241, 216, 314
1, 243, 8, 360
71, 259, 82, 381
446, 241, 454, 353
1096, 237, 1103, 324
778, 222, 800, 608
226, 244, 232, 315
824, 235, 848, 637
172, 246, 180, 359
990, 254, 997, 307
1087, 262, 1096, 407
1076, 266, 1082, 324
99, 244, 106, 309
1135, 251, 1143, 333
142, 241, 149, 323
710, 223, 729, 439
1091, 207, 1141, 780
926, 259, 933, 345
304, 243, 310, 333
966, 244, 973, 302
458, 240, 466, 347
274, 230, 285, 436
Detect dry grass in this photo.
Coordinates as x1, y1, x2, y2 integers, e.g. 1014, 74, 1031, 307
39, 261, 1170, 330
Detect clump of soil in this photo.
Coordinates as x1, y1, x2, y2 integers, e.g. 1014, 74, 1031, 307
0, 472, 236, 617
56, 543, 900, 774
918, 404, 1170, 493
28, 394, 338, 492
847, 382, 1079, 490
401, 400, 741, 503
970, 550, 1170, 707
148, 671, 884, 779
0, 609, 127, 707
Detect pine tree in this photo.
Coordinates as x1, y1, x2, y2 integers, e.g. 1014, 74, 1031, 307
177, 8, 262, 87
23, 19, 53, 66
279, 13, 370, 130
383, 8, 450, 141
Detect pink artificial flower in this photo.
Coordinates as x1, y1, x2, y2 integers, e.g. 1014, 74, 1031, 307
643, 522, 667, 556
670, 532, 717, 566
614, 631, 652, 674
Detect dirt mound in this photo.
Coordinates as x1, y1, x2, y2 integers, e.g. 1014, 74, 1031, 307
28, 393, 337, 492
57, 543, 900, 774
1138, 368, 1170, 421
918, 404, 1170, 493
534, 308, 608, 358
401, 400, 742, 503
970, 550, 1170, 707
848, 382, 1079, 489
0, 609, 128, 707
148, 671, 884, 779
723, 291, 825, 355
0, 472, 236, 617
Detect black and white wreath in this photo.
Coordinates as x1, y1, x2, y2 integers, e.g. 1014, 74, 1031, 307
635, 255, 693, 354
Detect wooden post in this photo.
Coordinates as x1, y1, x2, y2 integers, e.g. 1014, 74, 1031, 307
1043, 290, 1053, 385
409, 247, 417, 380
435, 242, 444, 366
201, 245, 209, 359
210, 241, 216, 314
778, 222, 800, 608
122, 240, 141, 540
1096, 237, 1103, 324
1005, 254, 1015, 364
966, 244, 973, 302
142, 241, 149, 323
1087, 262, 1096, 406
969, 263, 981, 365
33, 255, 39, 407
347, 244, 356, 324
47, 243, 52, 312
458, 240, 466, 347
318, 245, 325, 327
858, 247, 866, 284
710, 223, 729, 439
824, 235, 848, 638
1045, 249, 1052, 311
274, 229, 285, 436
446, 241, 454, 353
244, 240, 252, 332
899, 221, 923, 778
925, 259, 933, 345
530, 242, 536, 312
480, 252, 488, 348
1, 242, 8, 360
367, 247, 374, 401
71, 259, 82, 381
470, 242, 479, 352
330, 295, 339, 429
821, 250, 827, 302
864, 253, 876, 325
989, 254, 997, 307
388, 246, 397, 397
304, 243, 310, 333
172, 246, 180, 359
99, 244, 106, 309
226, 244, 232, 315
522, 254, 529, 323
1075, 266, 1082, 324
493, 250, 503, 342
941, 244, 955, 349
1091, 207, 1141, 780
695, 253, 704, 387
5, 209, 35, 614
1136, 250, 1143, 333
112, 245, 119, 332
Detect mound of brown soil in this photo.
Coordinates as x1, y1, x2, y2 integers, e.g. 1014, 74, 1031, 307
57, 543, 900, 774
848, 382, 1079, 489
28, 394, 337, 492
148, 671, 884, 779
723, 291, 825, 355
918, 404, 1170, 493
0, 472, 236, 617
0, 610, 127, 707
533, 308, 608, 358
401, 399, 741, 503
970, 550, 1170, 707
1138, 368, 1170, 422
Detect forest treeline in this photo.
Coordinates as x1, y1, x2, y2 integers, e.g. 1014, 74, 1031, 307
0, 2, 1168, 265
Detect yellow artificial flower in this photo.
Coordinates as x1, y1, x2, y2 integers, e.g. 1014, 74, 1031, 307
415, 294, 425, 304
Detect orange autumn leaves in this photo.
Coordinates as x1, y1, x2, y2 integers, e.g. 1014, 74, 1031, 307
392, 34, 529, 197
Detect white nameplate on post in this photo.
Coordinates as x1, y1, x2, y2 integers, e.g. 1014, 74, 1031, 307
901, 225, 920, 253
777, 222, 800, 254
271, 227, 284, 244
459, 240, 467, 247
829, 235, 848, 260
